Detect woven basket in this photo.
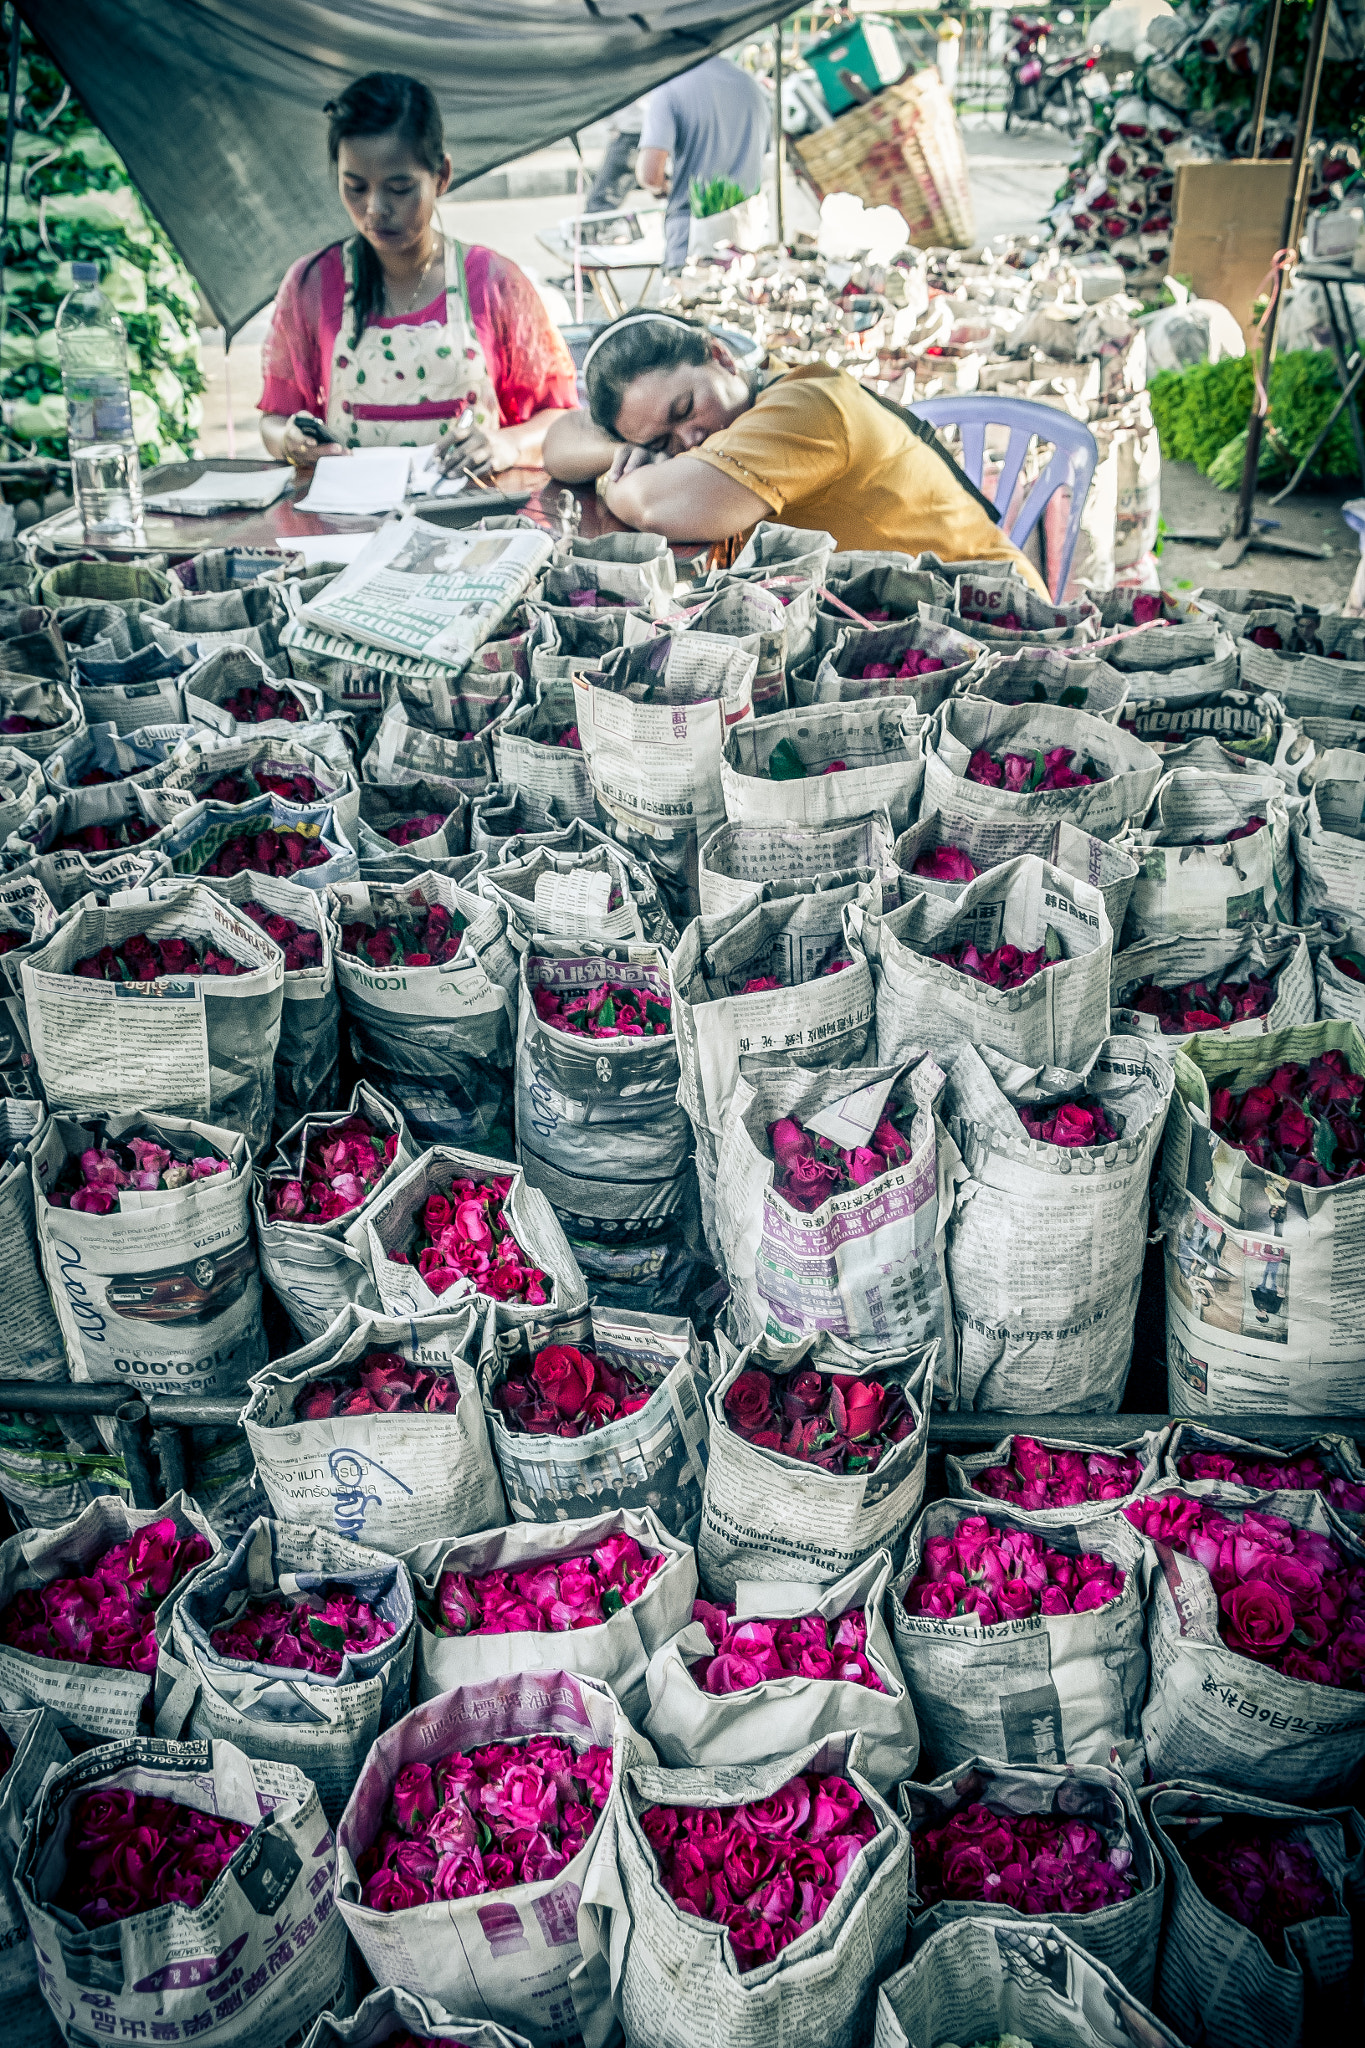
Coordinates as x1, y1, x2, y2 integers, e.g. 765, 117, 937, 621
793, 69, 975, 249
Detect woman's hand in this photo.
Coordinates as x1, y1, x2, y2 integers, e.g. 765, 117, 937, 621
436, 414, 523, 480
272, 416, 349, 470
606, 442, 669, 484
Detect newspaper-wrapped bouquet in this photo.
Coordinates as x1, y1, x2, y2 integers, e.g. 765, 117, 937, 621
698, 810, 896, 921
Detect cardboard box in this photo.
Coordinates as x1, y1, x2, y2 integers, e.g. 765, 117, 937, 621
1169, 161, 1294, 347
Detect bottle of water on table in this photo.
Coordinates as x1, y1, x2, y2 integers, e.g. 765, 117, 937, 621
55, 260, 145, 540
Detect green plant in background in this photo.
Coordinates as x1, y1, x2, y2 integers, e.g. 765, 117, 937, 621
689, 176, 754, 218
0, 16, 204, 469
1151, 350, 1363, 487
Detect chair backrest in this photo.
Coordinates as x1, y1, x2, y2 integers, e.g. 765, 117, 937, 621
908, 394, 1100, 601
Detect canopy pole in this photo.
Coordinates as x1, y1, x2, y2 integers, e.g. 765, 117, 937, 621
1248, 0, 1283, 159
774, 18, 785, 246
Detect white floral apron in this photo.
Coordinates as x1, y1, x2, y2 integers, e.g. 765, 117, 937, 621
325, 234, 500, 449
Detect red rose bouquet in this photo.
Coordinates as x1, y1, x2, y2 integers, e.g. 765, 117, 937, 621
388, 1177, 548, 1305
913, 844, 976, 883
222, 678, 303, 724
358, 1736, 613, 1907
54, 1789, 250, 1926
1018, 1095, 1119, 1147
267, 1112, 399, 1226
385, 811, 450, 846
200, 824, 331, 879
430, 1531, 664, 1636
688, 1597, 886, 1694
72, 930, 245, 981
0, 710, 53, 735
933, 938, 1055, 990
723, 1365, 915, 1474
913, 1802, 1137, 1914
861, 650, 946, 681
494, 1343, 652, 1437
1124, 1494, 1365, 1688
973, 1437, 1146, 1511
1208, 1049, 1365, 1187
296, 1350, 460, 1420
557, 724, 581, 749
209, 1581, 396, 1676
47, 1132, 230, 1214
340, 897, 466, 969
1121, 968, 1277, 1034
1178, 1818, 1337, 1961
961, 607, 1027, 631
193, 766, 321, 807
904, 1515, 1126, 1625
533, 980, 671, 1039
767, 1101, 916, 1212
1176, 1444, 1365, 1518
641, 1770, 878, 1972
239, 897, 324, 971
0, 1516, 212, 1673
51, 815, 156, 854
967, 745, 1105, 792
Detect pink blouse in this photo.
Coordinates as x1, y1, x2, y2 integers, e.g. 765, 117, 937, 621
257, 241, 578, 428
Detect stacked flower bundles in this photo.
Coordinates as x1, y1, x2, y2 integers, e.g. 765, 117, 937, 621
891, 1496, 1149, 1779
698, 1333, 933, 1601
180, 648, 337, 743
946, 1430, 1161, 1525
577, 1736, 909, 2048
156, 1515, 417, 1824
1112, 927, 1315, 1048
642, 1551, 918, 1793
405, 1508, 695, 1721
1119, 766, 1293, 941
161, 787, 357, 897
1166, 1421, 1365, 1528
0, 1495, 217, 1743
242, 1302, 504, 1556
720, 698, 924, 836
799, 613, 980, 710
937, 572, 1099, 646
697, 810, 896, 922
337, 1669, 644, 2048
1124, 1484, 1365, 1799
901, 1759, 1163, 2002
254, 1084, 415, 1343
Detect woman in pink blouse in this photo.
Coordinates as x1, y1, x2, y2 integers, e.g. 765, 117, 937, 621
258, 72, 578, 478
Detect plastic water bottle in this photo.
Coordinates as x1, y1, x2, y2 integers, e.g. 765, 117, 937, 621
55, 260, 145, 539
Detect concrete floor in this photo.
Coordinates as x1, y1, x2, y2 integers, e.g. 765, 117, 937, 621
1158, 456, 1360, 608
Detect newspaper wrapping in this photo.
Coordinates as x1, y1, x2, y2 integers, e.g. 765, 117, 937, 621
1192, 587, 1302, 638
145, 581, 290, 666
1146, 1782, 1363, 2048
359, 843, 488, 894
571, 631, 758, 923
713, 1055, 955, 1359
472, 786, 564, 857
893, 815, 1140, 939
923, 573, 1100, 645
138, 721, 358, 832
855, 855, 1113, 1074
481, 1307, 711, 1542
154, 1515, 417, 1824
1134, 1480, 1365, 1798
874, 1916, 1183, 2048
891, 1499, 1150, 1779
1158, 1022, 1365, 1415
305, 1986, 531, 2048
0, 679, 83, 760
77, 661, 190, 735
327, 872, 519, 1151
366, 1144, 589, 1328
363, 703, 500, 795
241, 1300, 503, 1553
965, 643, 1130, 722
4, 831, 169, 917
32, 1112, 267, 1424
355, 778, 467, 872
1163, 1417, 1365, 1527
921, 698, 1163, 860
0, 1705, 68, 2016
527, 602, 639, 686
720, 699, 924, 835
798, 617, 980, 713
698, 812, 896, 920
478, 835, 677, 956
1238, 636, 1365, 722
1315, 916, 1365, 1029
157, 787, 359, 895
901, 1758, 1163, 2001
943, 1038, 1174, 1412
697, 1335, 934, 1598
1293, 774, 1365, 922
337, 1669, 650, 2048
0, 1101, 66, 1382
715, 568, 820, 669
812, 564, 955, 653
0, 870, 57, 1090
181, 642, 350, 743
493, 674, 597, 823
1120, 675, 1302, 784
0, 1492, 219, 1741
1117, 776, 1293, 943
20, 880, 284, 1149
254, 1083, 418, 1341
1, 774, 187, 910
668, 889, 878, 1252
575, 1735, 909, 2048
515, 949, 696, 1246
643, 582, 792, 715
1111, 925, 1315, 1053
544, 530, 674, 616
0, 1411, 129, 1531
642, 1549, 918, 1793
15, 1736, 348, 2048
945, 1428, 1165, 1526
727, 519, 836, 585
406, 1506, 695, 1723
0, 744, 44, 840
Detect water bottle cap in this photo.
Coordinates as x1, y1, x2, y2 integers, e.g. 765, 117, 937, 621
70, 262, 98, 284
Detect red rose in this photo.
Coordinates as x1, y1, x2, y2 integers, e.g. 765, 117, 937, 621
531, 1345, 595, 1418
833, 1379, 886, 1441
724, 1369, 774, 1435
1220, 1580, 1295, 1660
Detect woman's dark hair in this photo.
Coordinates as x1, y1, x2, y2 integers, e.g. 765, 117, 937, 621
584, 313, 714, 436
324, 72, 446, 347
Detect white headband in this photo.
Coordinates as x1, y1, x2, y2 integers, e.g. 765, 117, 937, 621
581, 311, 695, 373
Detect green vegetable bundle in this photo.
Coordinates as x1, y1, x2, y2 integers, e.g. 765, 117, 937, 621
1150, 351, 1362, 488
689, 176, 755, 218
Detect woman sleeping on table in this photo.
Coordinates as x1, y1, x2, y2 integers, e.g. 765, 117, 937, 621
543, 311, 1046, 592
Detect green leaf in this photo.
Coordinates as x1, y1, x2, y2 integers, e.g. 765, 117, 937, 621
1218, 994, 1234, 1024
1337, 951, 1365, 980
595, 993, 617, 1029
1313, 1117, 1338, 1172
1043, 924, 1065, 963
601, 1586, 625, 1616
767, 737, 808, 781
307, 1616, 347, 1652
644, 997, 670, 1026
1022, 747, 1047, 793
1057, 684, 1089, 708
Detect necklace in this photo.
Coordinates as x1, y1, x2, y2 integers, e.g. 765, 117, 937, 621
382, 235, 442, 315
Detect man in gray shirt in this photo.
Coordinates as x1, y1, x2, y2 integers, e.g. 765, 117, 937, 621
638, 56, 771, 271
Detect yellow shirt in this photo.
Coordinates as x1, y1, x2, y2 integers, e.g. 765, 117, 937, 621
690, 364, 1048, 596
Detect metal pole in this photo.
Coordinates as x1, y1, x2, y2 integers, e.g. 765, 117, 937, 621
774, 18, 786, 247
113, 1400, 162, 1510
1233, 0, 1332, 542
1248, 0, 1284, 160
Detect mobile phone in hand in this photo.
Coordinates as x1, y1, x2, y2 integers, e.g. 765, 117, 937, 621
292, 412, 338, 445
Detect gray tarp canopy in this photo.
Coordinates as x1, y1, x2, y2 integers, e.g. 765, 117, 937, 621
17, 0, 786, 339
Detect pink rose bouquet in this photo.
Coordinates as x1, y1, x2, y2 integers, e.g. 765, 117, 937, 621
240, 897, 324, 972
0, 710, 53, 735
357, 1735, 613, 1908
388, 1176, 548, 1304
973, 1437, 1146, 1511
494, 1343, 651, 1438
385, 811, 450, 846
932, 938, 1053, 991
1209, 1048, 1365, 1187
296, 1350, 460, 1421
201, 824, 331, 879
533, 981, 671, 1039
1124, 1493, 1365, 1688
557, 724, 581, 749
1219, 815, 1264, 844
0, 931, 22, 957
340, 898, 465, 969
913, 844, 976, 883
767, 1101, 917, 1213
431, 1533, 664, 1637
688, 1598, 886, 1694
966, 745, 1105, 792
52, 815, 156, 854
222, 678, 303, 724
47, 1131, 230, 1213
1176, 1444, 1365, 1518
53, 1789, 250, 1926
1179, 1818, 1336, 1961
1121, 969, 1277, 1035
641, 1769, 878, 1972
194, 766, 321, 807
723, 1364, 915, 1474
913, 1802, 1137, 1914
0, 1516, 212, 1672
903, 1514, 1127, 1625
267, 1111, 399, 1227
209, 1581, 396, 1677
861, 650, 945, 682
1018, 1095, 1119, 1147
73, 930, 246, 981
961, 607, 1026, 631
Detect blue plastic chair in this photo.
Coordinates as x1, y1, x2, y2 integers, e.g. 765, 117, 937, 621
909, 394, 1100, 602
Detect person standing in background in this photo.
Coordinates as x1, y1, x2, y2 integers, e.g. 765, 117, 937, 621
584, 98, 648, 215
637, 55, 770, 272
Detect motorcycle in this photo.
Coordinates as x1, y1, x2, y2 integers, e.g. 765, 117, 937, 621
1004, 12, 1101, 134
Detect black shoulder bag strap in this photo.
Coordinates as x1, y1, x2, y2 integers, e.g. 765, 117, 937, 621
866, 386, 1003, 527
